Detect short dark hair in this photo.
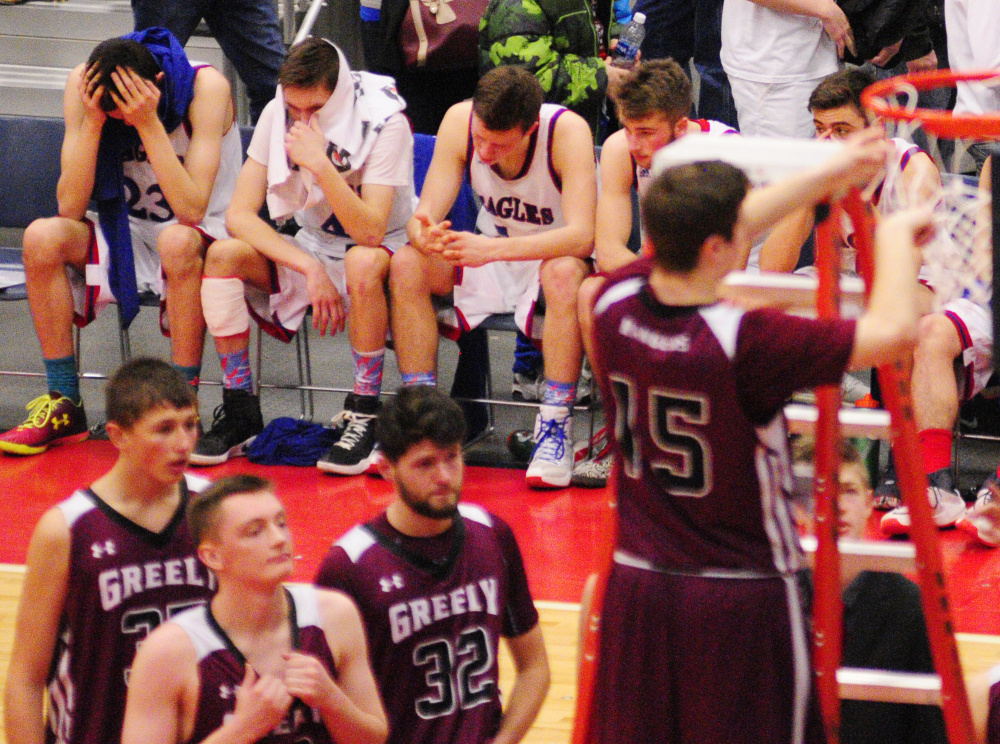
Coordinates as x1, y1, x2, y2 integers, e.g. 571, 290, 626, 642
187, 474, 273, 546
472, 66, 544, 133
612, 58, 691, 123
86, 38, 162, 113
375, 387, 466, 462
279, 36, 339, 92
105, 358, 197, 428
641, 161, 750, 273
808, 68, 875, 115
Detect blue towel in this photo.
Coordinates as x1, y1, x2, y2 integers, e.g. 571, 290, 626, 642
93, 27, 195, 327
247, 418, 341, 467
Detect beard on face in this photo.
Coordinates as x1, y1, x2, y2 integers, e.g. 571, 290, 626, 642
398, 480, 461, 520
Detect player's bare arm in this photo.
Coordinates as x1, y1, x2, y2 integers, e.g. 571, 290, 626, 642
406, 102, 470, 255
57, 64, 105, 220
739, 129, 891, 242
126, 66, 232, 226
849, 206, 929, 370
225, 158, 346, 335
898, 150, 942, 208
757, 207, 816, 273
286, 119, 396, 247
491, 625, 550, 744
302, 589, 388, 744
442, 111, 597, 265
595, 131, 640, 273
4, 509, 71, 744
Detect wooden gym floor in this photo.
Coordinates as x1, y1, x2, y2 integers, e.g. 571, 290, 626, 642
1, 439, 1000, 743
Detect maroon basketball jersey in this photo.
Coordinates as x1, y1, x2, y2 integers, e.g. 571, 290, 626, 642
592, 264, 856, 573
47, 475, 214, 744
315, 504, 539, 744
173, 584, 336, 744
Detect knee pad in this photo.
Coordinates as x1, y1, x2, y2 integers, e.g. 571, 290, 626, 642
201, 277, 250, 337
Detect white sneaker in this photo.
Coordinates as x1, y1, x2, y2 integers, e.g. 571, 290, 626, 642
881, 469, 966, 535
526, 405, 572, 489
957, 473, 1000, 547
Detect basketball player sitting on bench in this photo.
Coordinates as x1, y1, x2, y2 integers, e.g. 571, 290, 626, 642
4, 359, 214, 744
0, 30, 239, 457
195, 37, 416, 475
389, 66, 597, 490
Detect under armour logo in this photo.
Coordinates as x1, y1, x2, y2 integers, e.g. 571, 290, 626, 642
51, 414, 71, 430
219, 684, 236, 699
380, 574, 404, 592
91, 540, 116, 559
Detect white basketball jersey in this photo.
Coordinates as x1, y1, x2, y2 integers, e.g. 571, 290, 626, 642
470, 103, 568, 239
121, 66, 241, 241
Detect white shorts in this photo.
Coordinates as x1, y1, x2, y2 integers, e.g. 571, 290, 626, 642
728, 76, 822, 139
439, 260, 543, 341
942, 297, 994, 400
248, 228, 393, 341
70, 213, 219, 331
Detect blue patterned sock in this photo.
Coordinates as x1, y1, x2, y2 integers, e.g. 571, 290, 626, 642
44, 355, 79, 402
401, 371, 436, 387
217, 348, 253, 391
173, 363, 202, 388
542, 379, 576, 408
352, 347, 385, 398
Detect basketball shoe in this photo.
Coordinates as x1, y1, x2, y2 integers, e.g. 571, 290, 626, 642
956, 472, 1000, 547
318, 394, 381, 475
0, 392, 89, 455
526, 405, 573, 489
880, 468, 967, 535
191, 388, 264, 465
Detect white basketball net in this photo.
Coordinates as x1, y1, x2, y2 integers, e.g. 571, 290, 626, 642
877, 80, 995, 310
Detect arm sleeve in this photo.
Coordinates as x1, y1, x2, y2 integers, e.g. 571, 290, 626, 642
491, 516, 540, 638
733, 309, 856, 424
360, 114, 415, 188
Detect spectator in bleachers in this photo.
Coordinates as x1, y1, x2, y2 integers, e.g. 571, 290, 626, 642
721, 0, 854, 138
574, 59, 736, 487
194, 38, 416, 476
390, 66, 597, 490
131, 0, 285, 123
478, 0, 622, 138
0, 29, 241, 458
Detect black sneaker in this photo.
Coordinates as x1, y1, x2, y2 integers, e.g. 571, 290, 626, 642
190, 388, 264, 466
317, 394, 381, 475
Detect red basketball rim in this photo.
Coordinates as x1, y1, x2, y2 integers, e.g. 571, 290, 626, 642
862, 68, 1000, 139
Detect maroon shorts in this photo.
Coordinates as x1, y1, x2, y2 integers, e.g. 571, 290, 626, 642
592, 561, 827, 744
989, 677, 1000, 744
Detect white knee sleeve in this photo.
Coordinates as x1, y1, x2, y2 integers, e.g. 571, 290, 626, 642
201, 277, 250, 337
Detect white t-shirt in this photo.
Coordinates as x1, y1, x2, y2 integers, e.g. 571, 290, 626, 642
720, 0, 838, 83
945, 0, 1000, 115
247, 108, 416, 250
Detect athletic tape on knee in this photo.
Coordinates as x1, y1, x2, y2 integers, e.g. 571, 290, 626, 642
201, 277, 250, 337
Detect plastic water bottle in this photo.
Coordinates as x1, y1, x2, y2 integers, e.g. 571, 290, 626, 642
611, 12, 646, 69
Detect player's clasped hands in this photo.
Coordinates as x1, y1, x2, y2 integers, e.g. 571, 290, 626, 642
440, 231, 496, 268
231, 665, 293, 741
413, 214, 454, 256
283, 651, 338, 709
108, 66, 161, 130
286, 119, 329, 174
306, 261, 346, 336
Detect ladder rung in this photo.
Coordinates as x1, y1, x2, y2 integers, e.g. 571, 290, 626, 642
800, 536, 917, 574
837, 667, 941, 705
785, 404, 892, 439
720, 271, 866, 317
